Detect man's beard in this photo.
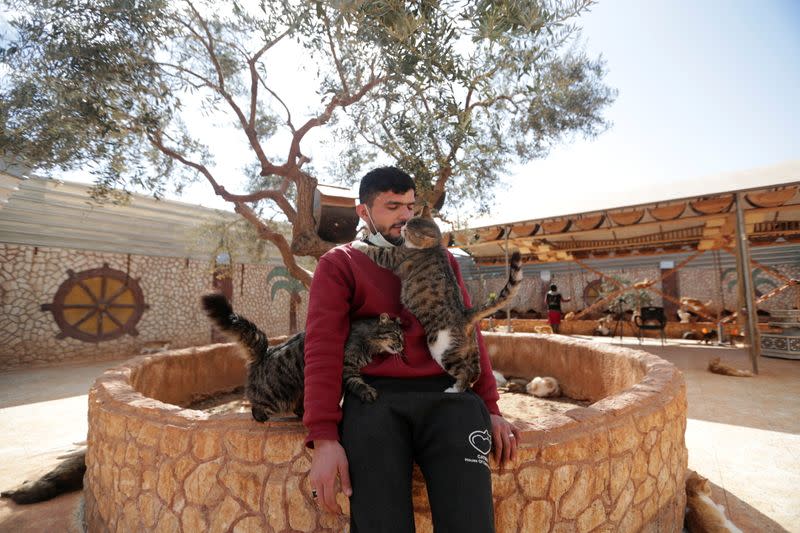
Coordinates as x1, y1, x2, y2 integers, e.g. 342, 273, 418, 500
384, 232, 404, 246
374, 223, 404, 246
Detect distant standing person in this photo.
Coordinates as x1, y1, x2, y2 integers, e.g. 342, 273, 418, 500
545, 284, 571, 333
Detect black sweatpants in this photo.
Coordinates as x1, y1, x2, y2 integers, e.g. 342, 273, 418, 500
341, 375, 495, 533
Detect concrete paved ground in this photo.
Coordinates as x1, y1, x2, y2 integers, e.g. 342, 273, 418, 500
579, 336, 799, 533
1, 339, 798, 532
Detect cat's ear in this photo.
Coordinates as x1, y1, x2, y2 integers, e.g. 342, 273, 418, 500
379, 313, 390, 323
420, 204, 431, 218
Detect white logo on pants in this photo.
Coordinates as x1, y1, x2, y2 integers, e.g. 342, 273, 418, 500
468, 429, 491, 455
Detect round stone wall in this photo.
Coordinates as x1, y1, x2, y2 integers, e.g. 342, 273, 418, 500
83, 334, 687, 532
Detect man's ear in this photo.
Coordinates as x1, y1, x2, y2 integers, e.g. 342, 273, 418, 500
355, 203, 368, 219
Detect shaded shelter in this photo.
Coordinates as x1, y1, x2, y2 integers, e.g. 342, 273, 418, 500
452, 161, 800, 373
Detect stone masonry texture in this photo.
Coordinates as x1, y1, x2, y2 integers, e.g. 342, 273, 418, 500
83, 334, 687, 532
0, 243, 306, 371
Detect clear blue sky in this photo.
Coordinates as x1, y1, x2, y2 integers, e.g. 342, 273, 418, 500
490, 0, 800, 222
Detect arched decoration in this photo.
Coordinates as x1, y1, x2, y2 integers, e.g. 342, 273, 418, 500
583, 279, 604, 307
608, 209, 645, 226
509, 223, 539, 238
649, 203, 686, 221
476, 226, 504, 242
41, 264, 147, 342
573, 214, 605, 231
451, 230, 473, 246
689, 195, 733, 215
745, 186, 797, 208
541, 219, 571, 234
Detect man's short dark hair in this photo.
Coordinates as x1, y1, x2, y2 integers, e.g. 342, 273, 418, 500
550, 284, 558, 291
359, 166, 416, 206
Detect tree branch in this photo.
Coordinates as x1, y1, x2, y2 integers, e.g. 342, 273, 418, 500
183, 0, 278, 175
321, 8, 351, 97
417, 90, 444, 162
288, 75, 388, 166
259, 77, 296, 133
234, 201, 313, 287
248, 26, 293, 127
148, 130, 296, 221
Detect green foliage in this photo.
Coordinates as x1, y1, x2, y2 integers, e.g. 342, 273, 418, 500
328, 0, 617, 214
267, 266, 306, 300
720, 267, 779, 297
1, 0, 299, 197
2, 0, 615, 247
187, 215, 275, 274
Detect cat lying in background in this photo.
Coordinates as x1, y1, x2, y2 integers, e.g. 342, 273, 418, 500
682, 329, 719, 344
499, 375, 561, 398
202, 293, 404, 421
1, 447, 86, 504
352, 215, 522, 393
685, 470, 743, 533
707, 357, 753, 378
526, 376, 561, 398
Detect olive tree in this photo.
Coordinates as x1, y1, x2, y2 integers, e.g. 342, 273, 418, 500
1, 0, 614, 286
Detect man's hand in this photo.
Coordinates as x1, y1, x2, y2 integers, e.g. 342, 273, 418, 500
309, 440, 352, 514
490, 414, 520, 468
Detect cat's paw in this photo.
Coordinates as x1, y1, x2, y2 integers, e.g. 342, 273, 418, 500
351, 241, 369, 252
444, 385, 463, 393
359, 386, 379, 403
251, 406, 270, 422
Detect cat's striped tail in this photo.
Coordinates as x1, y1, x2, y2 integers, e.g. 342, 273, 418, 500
201, 293, 270, 363
465, 251, 523, 327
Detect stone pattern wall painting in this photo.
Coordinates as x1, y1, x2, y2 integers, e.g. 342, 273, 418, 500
0, 243, 300, 371
466, 262, 800, 319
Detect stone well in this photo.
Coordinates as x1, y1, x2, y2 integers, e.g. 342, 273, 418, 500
83, 333, 687, 532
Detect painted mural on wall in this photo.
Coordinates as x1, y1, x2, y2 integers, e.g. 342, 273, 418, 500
465, 262, 800, 320
41, 264, 147, 342
267, 266, 307, 334
0, 243, 306, 371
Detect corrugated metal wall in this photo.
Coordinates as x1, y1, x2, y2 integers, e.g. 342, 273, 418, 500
456, 243, 800, 280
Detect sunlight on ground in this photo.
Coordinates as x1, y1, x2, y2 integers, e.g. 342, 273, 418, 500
0, 395, 89, 485
686, 417, 800, 531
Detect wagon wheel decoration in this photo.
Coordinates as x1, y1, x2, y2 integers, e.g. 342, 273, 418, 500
583, 279, 604, 307
41, 263, 148, 342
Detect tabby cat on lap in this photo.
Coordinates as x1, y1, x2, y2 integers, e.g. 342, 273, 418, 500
201, 293, 403, 421
352, 215, 522, 393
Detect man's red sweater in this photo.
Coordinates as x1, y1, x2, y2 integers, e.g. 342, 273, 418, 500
303, 243, 500, 446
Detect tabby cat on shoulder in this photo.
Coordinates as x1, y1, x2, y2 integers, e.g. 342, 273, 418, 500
352, 214, 522, 393
201, 293, 404, 422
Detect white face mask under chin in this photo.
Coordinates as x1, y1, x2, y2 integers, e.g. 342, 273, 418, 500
363, 207, 398, 248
